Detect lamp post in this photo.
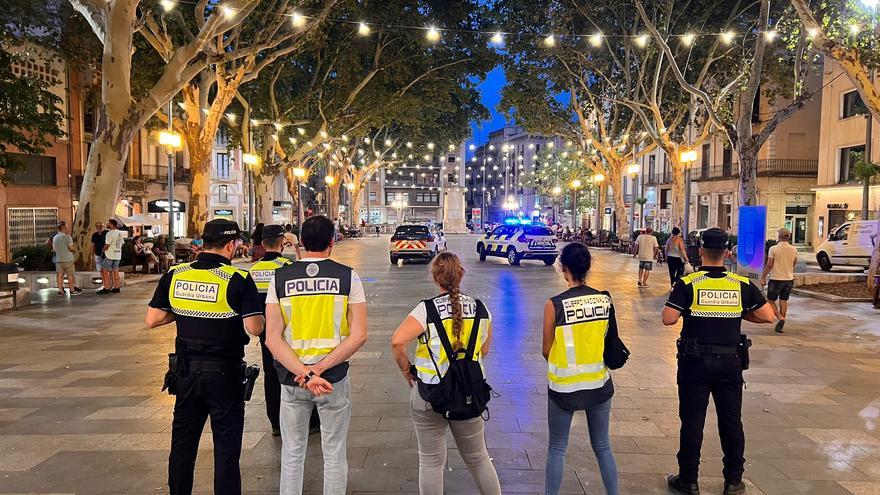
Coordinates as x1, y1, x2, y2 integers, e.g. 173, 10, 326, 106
680, 149, 698, 234
570, 179, 583, 229
628, 162, 640, 235
158, 100, 183, 252
592, 174, 605, 231
861, 0, 877, 220
552, 185, 562, 224
324, 175, 335, 216
293, 167, 306, 235
242, 152, 260, 230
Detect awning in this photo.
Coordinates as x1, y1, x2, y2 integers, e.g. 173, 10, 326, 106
113, 214, 156, 226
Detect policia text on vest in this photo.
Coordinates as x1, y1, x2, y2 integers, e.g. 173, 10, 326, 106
147, 248, 265, 495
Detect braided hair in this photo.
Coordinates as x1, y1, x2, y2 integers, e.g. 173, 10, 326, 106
430, 252, 466, 349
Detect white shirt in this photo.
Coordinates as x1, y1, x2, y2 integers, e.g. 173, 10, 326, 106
635, 234, 659, 261
264, 258, 366, 304
408, 294, 493, 332
768, 241, 798, 281
103, 229, 125, 260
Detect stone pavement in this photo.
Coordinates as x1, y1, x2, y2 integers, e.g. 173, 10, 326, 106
1, 235, 879, 494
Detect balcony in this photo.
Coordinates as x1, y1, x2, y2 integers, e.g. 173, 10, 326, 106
693, 159, 818, 181
142, 163, 192, 183
645, 171, 672, 185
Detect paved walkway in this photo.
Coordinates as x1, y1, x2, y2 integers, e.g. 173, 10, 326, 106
1, 235, 879, 494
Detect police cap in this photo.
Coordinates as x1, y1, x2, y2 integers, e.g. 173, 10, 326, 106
700, 227, 729, 250
202, 219, 246, 244
262, 224, 285, 240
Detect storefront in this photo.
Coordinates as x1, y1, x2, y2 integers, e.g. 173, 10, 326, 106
783, 194, 812, 246
147, 199, 186, 238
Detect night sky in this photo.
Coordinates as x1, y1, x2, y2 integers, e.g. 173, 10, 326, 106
470, 65, 508, 147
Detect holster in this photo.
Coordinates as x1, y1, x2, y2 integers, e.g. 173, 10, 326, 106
242, 364, 260, 401
161, 353, 187, 395
738, 335, 752, 370
675, 338, 701, 359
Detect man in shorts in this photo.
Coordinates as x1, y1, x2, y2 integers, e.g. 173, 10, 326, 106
760, 228, 798, 333
98, 218, 125, 294
634, 227, 660, 288
52, 222, 81, 296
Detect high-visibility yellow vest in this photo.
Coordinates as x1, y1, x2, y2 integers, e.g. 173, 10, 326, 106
167, 263, 244, 319
272, 260, 352, 366
547, 288, 611, 394
249, 256, 293, 294
681, 271, 747, 318
414, 294, 489, 385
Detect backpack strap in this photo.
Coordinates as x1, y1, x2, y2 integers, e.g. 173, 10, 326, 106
423, 297, 457, 360
464, 299, 487, 360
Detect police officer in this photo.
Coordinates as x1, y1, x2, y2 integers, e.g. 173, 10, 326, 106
146, 219, 264, 495
662, 228, 775, 495
264, 215, 368, 495
248, 224, 292, 436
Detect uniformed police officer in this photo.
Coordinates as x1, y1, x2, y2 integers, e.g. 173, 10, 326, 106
264, 215, 368, 495
248, 224, 292, 436
146, 219, 264, 495
662, 228, 775, 495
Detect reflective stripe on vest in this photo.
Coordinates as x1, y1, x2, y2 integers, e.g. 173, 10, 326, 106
683, 271, 746, 318
413, 294, 488, 385
547, 292, 610, 393
167, 263, 241, 318
249, 257, 292, 293
275, 261, 351, 365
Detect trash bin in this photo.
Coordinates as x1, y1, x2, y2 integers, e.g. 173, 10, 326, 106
0, 263, 20, 292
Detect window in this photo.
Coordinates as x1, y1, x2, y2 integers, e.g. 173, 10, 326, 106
701, 143, 711, 178
648, 155, 656, 177
215, 125, 229, 146
218, 185, 228, 203
7, 153, 56, 186
722, 147, 733, 176
7, 207, 58, 253
369, 191, 377, 201
838, 145, 865, 183
751, 91, 761, 123
842, 90, 867, 119
660, 189, 670, 209
447, 155, 456, 163
216, 153, 230, 179
385, 191, 399, 204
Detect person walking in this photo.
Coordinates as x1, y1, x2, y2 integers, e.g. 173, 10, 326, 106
543, 242, 619, 495
145, 219, 264, 495
264, 215, 368, 495
760, 228, 799, 334
52, 222, 81, 296
248, 225, 292, 436
390, 252, 502, 495
250, 223, 265, 262
633, 227, 660, 288
665, 227, 687, 288
663, 228, 776, 495
98, 218, 124, 294
281, 224, 302, 261
91, 222, 106, 270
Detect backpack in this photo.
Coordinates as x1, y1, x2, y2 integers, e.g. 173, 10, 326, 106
419, 298, 493, 420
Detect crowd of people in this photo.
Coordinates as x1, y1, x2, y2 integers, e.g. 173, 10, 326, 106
142, 214, 775, 495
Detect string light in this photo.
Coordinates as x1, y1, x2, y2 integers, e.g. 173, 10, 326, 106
681, 33, 695, 46
426, 26, 441, 42
848, 23, 861, 35
221, 5, 236, 19
358, 22, 371, 36
635, 34, 649, 48
491, 31, 504, 44
291, 11, 307, 28
159, 0, 176, 12
807, 28, 818, 38
765, 30, 778, 42
543, 34, 556, 48
720, 30, 735, 45
588, 32, 603, 48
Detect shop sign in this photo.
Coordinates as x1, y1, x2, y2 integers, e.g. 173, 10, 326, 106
148, 200, 185, 213
827, 203, 848, 210
213, 209, 233, 216
785, 194, 813, 206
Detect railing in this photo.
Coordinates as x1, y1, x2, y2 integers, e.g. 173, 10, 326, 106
123, 178, 146, 194
645, 171, 672, 185
697, 163, 737, 180
756, 159, 818, 176
141, 163, 192, 183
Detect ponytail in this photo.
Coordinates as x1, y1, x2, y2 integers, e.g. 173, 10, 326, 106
430, 252, 466, 349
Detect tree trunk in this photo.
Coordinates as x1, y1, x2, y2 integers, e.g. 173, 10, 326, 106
669, 156, 686, 230
327, 183, 341, 220
608, 162, 631, 239
187, 154, 212, 237
71, 136, 130, 269
595, 182, 607, 232
253, 172, 275, 224
737, 143, 759, 206
350, 184, 364, 225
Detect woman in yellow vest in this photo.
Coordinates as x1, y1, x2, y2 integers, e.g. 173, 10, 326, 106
390, 252, 501, 495
543, 242, 619, 495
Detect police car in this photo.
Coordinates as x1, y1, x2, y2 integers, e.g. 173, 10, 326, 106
389, 224, 447, 264
476, 221, 559, 266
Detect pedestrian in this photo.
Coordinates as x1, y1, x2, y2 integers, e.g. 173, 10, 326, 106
634, 226, 660, 288
264, 215, 368, 495
91, 222, 106, 270
760, 228, 798, 334
247, 225, 293, 436
390, 252, 502, 495
281, 224, 302, 261
98, 218, 124, 294
51, 222, 81, 296
663, 228, 776, 495
543, 242, 619, 495
250, 223, 265, 262
375, 225, 381, 237
665, 227, 687, 288
145, 219, 264, 495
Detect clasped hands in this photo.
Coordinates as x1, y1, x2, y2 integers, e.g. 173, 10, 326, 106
296, 365, 334, 396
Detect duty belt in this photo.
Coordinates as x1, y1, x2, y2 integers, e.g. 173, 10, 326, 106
185, 359, 243, 373
697, 344, 739, 355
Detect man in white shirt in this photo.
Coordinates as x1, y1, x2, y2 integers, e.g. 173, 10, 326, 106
634, 227, 660, 288
99, 218, 125, 294
760, 228, 799, 333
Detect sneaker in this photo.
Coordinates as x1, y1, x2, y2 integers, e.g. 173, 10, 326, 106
638, 281, 644, 287
57, 290, 66, 296
774, 319, 785, 334
72, 287, 83, 295
271, 425, 281, 437
96, 288, 110, 295
110, 288, 121, 294
667, 474, 700, 495
723, 480, 746, 495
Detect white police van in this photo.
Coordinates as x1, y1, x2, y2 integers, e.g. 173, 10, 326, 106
476, 222, 559, 266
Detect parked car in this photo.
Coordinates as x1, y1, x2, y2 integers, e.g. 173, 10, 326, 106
389, 224, 447, 264
815, 220, 877, 271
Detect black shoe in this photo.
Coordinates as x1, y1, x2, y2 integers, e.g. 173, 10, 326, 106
72, 287, 83, 295
110, 288, 120, 293
271, 425, 281, 437
96, 288, 110, 295
667, 474, 700, 495
774, 319, 785, 333
723, 480, 746, 495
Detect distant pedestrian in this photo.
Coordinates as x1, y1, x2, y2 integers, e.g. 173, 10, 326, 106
250, 223, 265, 262
665, 227, 687, 288
634, 227, 660, 288
760, 228, 798, 334
52, 222, 81, 296
390, 252, 501, 495
98, 218, 124, 295
91, 222, 106, 270
375, 225, 381, 237
281, 224, 301, 261
543, 243, 619, 495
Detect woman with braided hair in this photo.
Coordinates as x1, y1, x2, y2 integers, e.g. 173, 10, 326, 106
391, 252, 501, 495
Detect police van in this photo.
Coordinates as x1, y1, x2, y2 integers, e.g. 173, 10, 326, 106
476, 222, 559, 266
389, 224, 447, 264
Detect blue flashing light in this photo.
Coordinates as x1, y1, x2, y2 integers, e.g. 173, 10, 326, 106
519, 218, 531, 225
503, 217, 520, 225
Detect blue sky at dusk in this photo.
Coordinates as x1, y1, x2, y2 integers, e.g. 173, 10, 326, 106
470, 66, 508, 146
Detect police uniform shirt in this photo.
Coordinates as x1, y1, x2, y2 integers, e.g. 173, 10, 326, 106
250, 251, 291, 305
665, 266, 766, 345
148, 252, 264, 360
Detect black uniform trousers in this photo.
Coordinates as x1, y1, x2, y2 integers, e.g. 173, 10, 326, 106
259, 333, 281, 429
169, 368, 244, 495
677, 353, 745, 485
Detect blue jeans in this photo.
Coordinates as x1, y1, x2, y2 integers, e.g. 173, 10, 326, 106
545, 397, 618, 495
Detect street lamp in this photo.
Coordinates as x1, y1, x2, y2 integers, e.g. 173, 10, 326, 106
570, 179, 583, 229
158, 124, 183, 252
680, 149, 698, 234
292, 167, 306, 235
